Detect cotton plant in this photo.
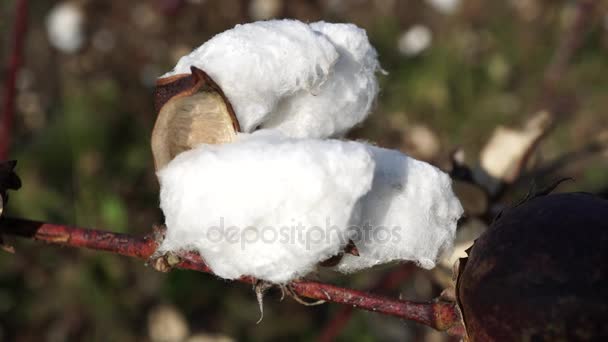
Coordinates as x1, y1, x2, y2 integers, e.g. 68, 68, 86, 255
151, 20, 463, 296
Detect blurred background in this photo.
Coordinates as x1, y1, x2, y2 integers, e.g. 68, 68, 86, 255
1, 0, 607, 340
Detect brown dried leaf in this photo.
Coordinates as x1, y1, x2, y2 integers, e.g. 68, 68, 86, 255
475, 111, 553, 193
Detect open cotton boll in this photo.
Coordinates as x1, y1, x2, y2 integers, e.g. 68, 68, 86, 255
162, 20, 380, 138
163, 20, 339, 133
157, 130, 375, 283
334, 146, 463, 273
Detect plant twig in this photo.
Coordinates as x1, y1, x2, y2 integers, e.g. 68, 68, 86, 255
318, 265, 415, 342
0, 217, 464, 335
516, 138, 607, 188
1, 0, 28, 159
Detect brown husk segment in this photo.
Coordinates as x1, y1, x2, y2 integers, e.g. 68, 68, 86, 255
154, 67, 240, 132
456, 193, 608, 341
154, 72, 196, 113
151, 67, 241, 171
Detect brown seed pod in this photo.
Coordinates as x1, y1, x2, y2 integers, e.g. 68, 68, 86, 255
151, 66, 240, 171
456, 192, 608, 341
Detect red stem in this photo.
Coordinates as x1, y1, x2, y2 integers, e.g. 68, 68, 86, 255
318, 265, 415, 342
0, 217, 462, 335
1, 0, 28, 159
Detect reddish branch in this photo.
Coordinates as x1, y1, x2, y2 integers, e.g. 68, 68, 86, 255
1, 0, 28, 160
0, 217, 463, 335
318, 265, 415, 342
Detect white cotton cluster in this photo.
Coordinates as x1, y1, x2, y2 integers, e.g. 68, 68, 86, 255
163, 20, 380, 138
46, 2, 85, 53
158, 131, 375, 283
157, 19, 464, 283
334, 146, 462, 273
158, 132, 463, 282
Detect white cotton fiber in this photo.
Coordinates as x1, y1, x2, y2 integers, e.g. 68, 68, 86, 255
261, 22, 380, 138
158, 20, 463, 280
334, 145, 463, 273
157, 130, 375, 283
163, 20, 380, 138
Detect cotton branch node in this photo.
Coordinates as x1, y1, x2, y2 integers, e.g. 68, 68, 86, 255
146, 224, 182, 273
148, 251, 181, 273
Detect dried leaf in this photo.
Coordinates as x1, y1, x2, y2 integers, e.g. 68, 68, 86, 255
475, 111, 553, 193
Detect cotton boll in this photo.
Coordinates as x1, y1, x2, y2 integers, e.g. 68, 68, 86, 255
334, 145, 463, 273
162, 20, 381, 138
163, 20, 340, 133
157, 130, 375, 283
46, 2, 85, 53
261, 22, 380, 138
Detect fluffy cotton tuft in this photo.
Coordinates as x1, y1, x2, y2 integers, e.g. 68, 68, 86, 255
334, 145, 463, 273
158, 132, 463, 282
163, 20, 380, 138
157, 130, 375, 283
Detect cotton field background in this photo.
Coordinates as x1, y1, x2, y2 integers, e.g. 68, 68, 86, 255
1, 0, 608, 341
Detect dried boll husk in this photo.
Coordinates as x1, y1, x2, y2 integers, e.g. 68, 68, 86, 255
456, 192, 608, 341
151, 66, 240, 171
